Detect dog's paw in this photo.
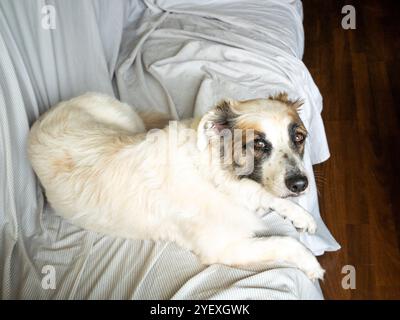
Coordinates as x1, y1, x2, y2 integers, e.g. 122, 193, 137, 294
279, 202, 317, 234
291, 211, 317, 234
296, 251, 325, 281
306, 265, 326, 281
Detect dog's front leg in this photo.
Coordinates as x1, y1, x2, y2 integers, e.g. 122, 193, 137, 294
219, 178, 317, 234
200, 235, 324, 281
266, 196, 317, 234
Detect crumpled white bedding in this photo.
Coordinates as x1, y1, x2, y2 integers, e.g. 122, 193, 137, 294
0, 0, 339, 299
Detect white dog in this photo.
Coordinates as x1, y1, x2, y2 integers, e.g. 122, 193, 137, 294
28, 92, 324, 280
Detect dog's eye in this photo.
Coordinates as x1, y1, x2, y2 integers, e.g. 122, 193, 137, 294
253, 138, 272, 154
294, 133, 305, 144
254, 139, 266, 149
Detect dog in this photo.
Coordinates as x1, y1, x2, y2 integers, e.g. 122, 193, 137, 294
28, 92, 324, 280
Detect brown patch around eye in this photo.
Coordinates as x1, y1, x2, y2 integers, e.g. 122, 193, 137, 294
232, 118, 265, 152
295, 132, 305, 143
236, 132, 272, 184
289, 122, 307, 156
296, 124, 308, 137
286, 106, 308, 141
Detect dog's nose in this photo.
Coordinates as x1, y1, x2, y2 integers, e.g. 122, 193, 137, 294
285, 174, 308, 193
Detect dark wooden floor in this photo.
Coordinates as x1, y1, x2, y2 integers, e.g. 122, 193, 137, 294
302, 0, 400, 299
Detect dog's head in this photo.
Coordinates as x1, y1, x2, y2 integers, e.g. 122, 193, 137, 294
198, 93, 309, 198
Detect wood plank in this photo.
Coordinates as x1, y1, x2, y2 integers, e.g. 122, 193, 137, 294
303, 0, 400, 299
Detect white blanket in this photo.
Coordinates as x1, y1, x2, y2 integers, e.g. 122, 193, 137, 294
116, 0, 339, 255
0, 0, 339, 299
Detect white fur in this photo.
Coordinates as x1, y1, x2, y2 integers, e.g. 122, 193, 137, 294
28, 92, 324, 280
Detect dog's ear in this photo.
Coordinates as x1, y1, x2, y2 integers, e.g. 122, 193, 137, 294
269, 92, 304, 111
197, 100, 238, 150
288, 98, 304, 111
270, 92, 289, 103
